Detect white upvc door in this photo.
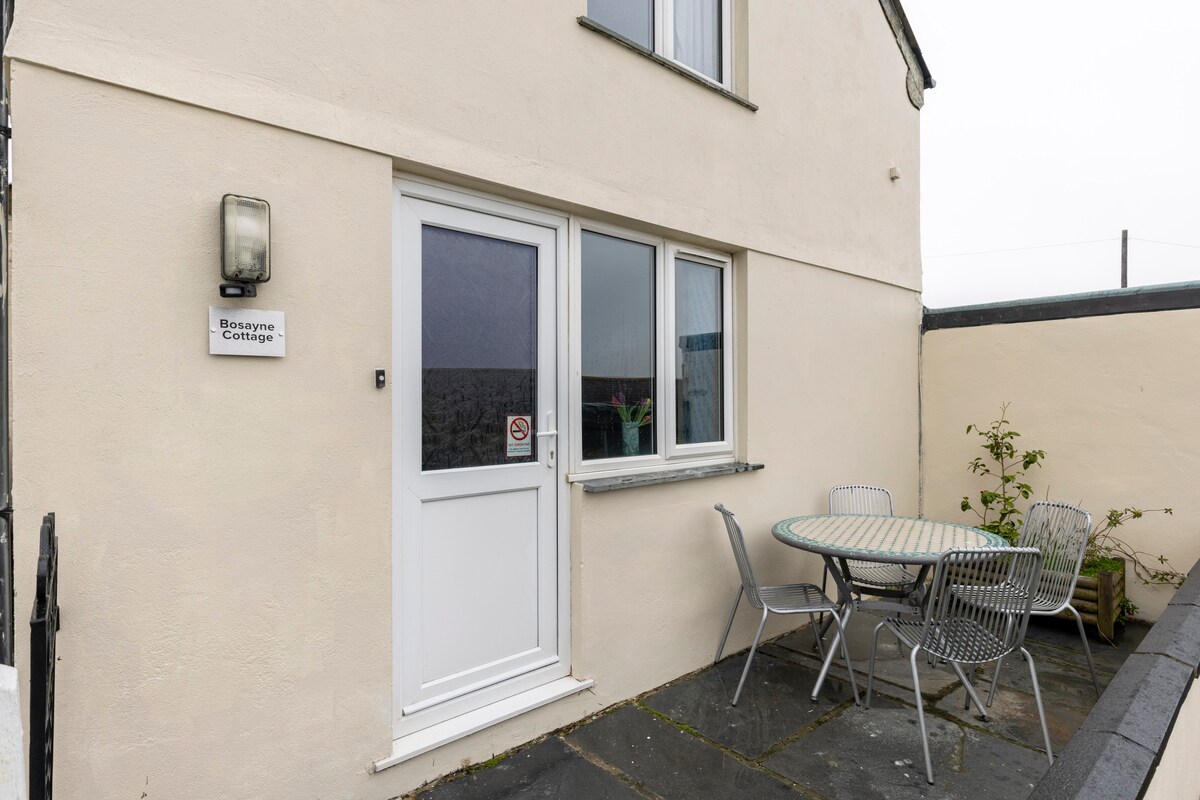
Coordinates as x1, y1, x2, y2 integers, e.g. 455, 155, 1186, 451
393, 182, 567, 737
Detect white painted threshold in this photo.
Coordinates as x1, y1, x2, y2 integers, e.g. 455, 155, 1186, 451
373, 676, 595, 772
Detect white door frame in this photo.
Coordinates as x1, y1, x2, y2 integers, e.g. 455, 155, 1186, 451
390, 177, 572, 740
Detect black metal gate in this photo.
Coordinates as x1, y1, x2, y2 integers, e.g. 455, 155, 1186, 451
29, 513, 59, 800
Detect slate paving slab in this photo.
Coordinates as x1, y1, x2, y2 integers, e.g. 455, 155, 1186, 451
1021, 618, 1147, 673
566, 704, 798, 800
642, 652, 855, 758
772, 616, 970, 700
416, 738, 648, 800
414, 617, 1141, 800
978, 647, 1112, 702
934, 680, 1080, 753
765, 699, 1050, 799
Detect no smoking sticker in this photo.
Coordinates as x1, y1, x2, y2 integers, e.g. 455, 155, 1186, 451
506, 415, 532, 457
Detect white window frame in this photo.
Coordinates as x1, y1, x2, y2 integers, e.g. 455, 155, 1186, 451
664, 243, 735, 460
658, 0, 733, 89
568, 219, 735, 479
588, 0, 734, 90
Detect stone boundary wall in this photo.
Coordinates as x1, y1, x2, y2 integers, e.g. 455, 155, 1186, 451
1028, 559, 1200, 798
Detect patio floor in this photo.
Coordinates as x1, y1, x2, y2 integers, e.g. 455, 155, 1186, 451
414, 613, 1148, 800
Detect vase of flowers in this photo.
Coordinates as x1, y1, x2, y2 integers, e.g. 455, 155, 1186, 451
612, 393, 652, 456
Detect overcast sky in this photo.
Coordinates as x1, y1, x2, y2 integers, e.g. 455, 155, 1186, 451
901, 1, 1200, 308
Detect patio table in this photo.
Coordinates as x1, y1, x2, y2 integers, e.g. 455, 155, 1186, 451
772, 514, 1006, 700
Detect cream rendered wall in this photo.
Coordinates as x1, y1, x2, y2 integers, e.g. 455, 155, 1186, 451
921, 310, 1200, 621
10, 62, 397, 797
1143, 677, 1200, 800
7, 1, 924, 797
5, 0, 922, 288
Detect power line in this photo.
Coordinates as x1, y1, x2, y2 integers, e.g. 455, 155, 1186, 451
925, 238, 1118, 259
1128, 236, 1200, 248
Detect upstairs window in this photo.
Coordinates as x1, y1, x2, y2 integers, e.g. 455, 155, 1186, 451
587, 0, 731, 86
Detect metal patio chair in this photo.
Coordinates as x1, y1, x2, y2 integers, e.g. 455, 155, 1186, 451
984, 500, 1100, 701
826, 485, 918, 595
713, 504, 859, 706
865, 546, 1053, 784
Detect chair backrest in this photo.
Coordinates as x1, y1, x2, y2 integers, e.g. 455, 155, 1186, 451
714, 504, 763, 608
921, 546, 1043, 664
1017, 500, 1092, 608
829, 484, 894, 516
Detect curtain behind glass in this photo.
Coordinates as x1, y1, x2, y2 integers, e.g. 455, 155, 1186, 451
674, 0, 721, 81
675, 258, 723, 445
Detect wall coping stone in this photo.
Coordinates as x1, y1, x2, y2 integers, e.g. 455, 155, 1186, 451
1028, 558, 1200, 799
923, 281, 1200, 331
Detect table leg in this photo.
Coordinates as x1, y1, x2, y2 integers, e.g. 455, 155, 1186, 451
811, 556, 854, 701
814, 556, 855, 644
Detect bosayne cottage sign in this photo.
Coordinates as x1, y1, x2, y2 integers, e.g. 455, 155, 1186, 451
209, 306, 285, 357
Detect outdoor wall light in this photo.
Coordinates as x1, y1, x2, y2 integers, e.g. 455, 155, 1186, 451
219, 194, 270, 298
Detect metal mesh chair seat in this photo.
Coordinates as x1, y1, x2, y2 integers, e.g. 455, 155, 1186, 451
843, 559, 917, 590
865, 546, 1052, 784
883, 616, 1010, 665
757, 583, 838, 613
713, 504, 859, 706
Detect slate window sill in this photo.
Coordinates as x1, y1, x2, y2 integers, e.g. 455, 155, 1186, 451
577, 462, 764, 493
577, 16, 758, 112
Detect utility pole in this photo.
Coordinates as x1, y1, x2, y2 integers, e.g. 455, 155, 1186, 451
1121, 229, 1128, 289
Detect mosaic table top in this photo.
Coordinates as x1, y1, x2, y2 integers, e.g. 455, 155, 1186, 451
772, 514, 1006, 565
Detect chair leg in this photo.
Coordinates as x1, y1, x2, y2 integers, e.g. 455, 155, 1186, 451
987, 613, 1015, 707
812, 602, 855, 702
808, 612, 826, 660
987, 656, 1004, 708
1067, 604, 1102, 697
865, 618, 888, 709
1022, 646, 1054, 765
828, 610, 860, 705
909, 646, 935, 784
714, 587, 743, 665
731, 607, 769, 706
949, 661, 988, 720
817, 568, 830, 642
814, 605, 836, 647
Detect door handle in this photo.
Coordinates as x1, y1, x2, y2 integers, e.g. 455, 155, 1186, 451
539, 412, 556, 468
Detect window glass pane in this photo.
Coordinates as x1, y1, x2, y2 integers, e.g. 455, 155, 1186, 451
674, 0, 721, 81
422, 225, 537, 470
581, 231, 656, 460
675, 257, 723, 444
588, 0, 653, 49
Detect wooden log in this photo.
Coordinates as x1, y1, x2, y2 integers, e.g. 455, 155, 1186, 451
1072, 598, 1099, 614
1097, 568, 1119, 641
1055, 608, 1099, 623
1069, 560, 1125, 641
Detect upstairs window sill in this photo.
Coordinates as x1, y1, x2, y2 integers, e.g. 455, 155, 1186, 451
575, 462, 764, 493
577, 16, 758, 112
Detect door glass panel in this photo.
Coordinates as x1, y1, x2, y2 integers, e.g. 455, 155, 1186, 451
422, 224, 537, 471
581, 231, 656, 460
675, 257, 723, 444
588, 0, 653, 49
